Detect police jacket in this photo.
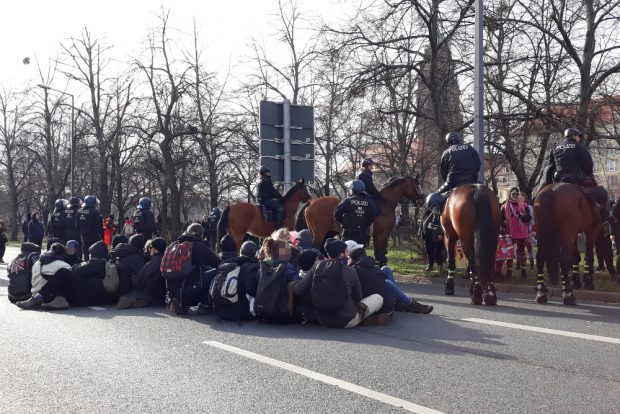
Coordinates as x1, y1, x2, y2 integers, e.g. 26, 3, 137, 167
545, 138, 593, 181
132, 208, 157, 235
258, 176, 283, 203
440, 143, 481, 183
357, 169, 381, 199
334, 192, 378, 229
77, 206, 104, 239
47, 208, 65, 239
62, 206, 81, 242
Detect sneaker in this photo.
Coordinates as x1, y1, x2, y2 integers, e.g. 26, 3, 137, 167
362, 312, 393, 326
117, 296, 136, 310
41, 296, 69, 310
394, 300, 410, 312
409, 300, 434, 314
16, 295, 44, 310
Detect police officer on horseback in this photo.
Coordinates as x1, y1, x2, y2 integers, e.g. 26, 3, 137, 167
544, 128, 593, 186
258, 166, 285, 228
334, 179, 379, 247
358, 158, 383, 202
426, 132, 481, 210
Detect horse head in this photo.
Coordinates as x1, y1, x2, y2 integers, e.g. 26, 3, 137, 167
381, 175, 425, 205
284, 179, 311, 204
404, 174, 425, 203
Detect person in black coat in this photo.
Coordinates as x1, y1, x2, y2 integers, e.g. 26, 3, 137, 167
117, 237, 167, 309
68, 241, 114, 306
110, 233, 148, 297
334, 180, 379, 247
132, 197, 157, 240
544, 128, 594, 186
77, 195, 104, 261
357, 158, 382, 202
62, 197, 82, 245
22, 213, 31, 242
257, 166, 285, 228
349, 249, 395, 317
47, 199, 67, 240
437, 132, 481, 194
28, 212, 45, 248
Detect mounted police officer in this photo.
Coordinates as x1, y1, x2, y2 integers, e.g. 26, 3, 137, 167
62, 196, 82, 245
47, 199, 67, 240
357, 158, 382, 202
334, 179, 379, 247
427, 132, 481, 210
132, 196, 157, 240
543, 128, 593, 186
257, 166, 285, 228
77, 195, 103, 261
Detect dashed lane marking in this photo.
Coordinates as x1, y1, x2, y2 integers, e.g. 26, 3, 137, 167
203, 340, 446, 414
463, 317, 620, 344
88, 306, 106, 311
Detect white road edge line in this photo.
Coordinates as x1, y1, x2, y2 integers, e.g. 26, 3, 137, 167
463, 318, 620, 344
203, 340, 445, 414
88, 306, 106, 311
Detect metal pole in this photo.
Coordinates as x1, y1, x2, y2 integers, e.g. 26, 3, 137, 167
474, 0, 485, 183
70, 94, 75, 196
283, 98, 291, 191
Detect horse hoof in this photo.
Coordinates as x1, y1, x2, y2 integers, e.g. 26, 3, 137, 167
535, 293, 548, 304
562, 293, 577, 306
483, 292, 497, 306
445, 279, 455, 295
471, 285, 483, 305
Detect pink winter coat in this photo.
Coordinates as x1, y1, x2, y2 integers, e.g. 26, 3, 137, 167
502, 200, 529, 240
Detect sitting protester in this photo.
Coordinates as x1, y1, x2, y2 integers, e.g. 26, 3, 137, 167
64, 240, 82, 266
46, 237, 62, 251
117, 237, 167, 309
16, 243, 72, 310
219, 235, 237, 261
112, 234, 128, 249
68, 241, 117, 307
110, 233, 148, 297
253, 238, 301, 324
7, 242, 41, 304
209, 240, 260, 322
296, 229, 323, 259
292, 249, 320, 324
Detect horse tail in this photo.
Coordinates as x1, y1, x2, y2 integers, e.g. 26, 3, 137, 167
537, 190, 560, 279
217, 206, 230, 248
473, 189, 496, 281
295, 201, 310, 231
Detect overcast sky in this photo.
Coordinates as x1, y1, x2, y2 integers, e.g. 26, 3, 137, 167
1, 0, 350, 89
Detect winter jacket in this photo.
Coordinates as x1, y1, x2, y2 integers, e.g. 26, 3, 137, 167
77, 206, 104, 240
110, 243, 147, 296
176, 233, 221, 270
132, 209, 157, 239
7, 243, 41, 303
62, 206, 81, 243
292, 268, 319, 323
501, 201, 530, 240
357, 169, 381, 200
67, 241, 114, 306
258, 175, 284, 203
353, 255, 395, 314
28, 219, 45, 243
30, 253, 72, 295
440, 143, 481, 185
544, 137, 594, 185
334, 193, 378, 230
129, 253, 165, 305
213, 255, 260, 321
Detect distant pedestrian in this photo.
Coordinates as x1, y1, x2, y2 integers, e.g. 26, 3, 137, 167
0, 220, 7, 263
22, 213, 31, 242
28, 213, 45, 248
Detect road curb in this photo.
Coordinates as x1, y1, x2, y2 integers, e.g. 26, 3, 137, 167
394, 274, 620, 304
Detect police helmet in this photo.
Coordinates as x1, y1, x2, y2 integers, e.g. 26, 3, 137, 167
445, 132, 461, 145
138, 197, 152, 210
348, 179, 366, 194
54, 199, 67, 210
564, 127, 583, 139
68, 196, 81, 207
426, 192, 444, 209
361, 158, 374, 168
82, 195, 98, 208
259, 165, 271, 175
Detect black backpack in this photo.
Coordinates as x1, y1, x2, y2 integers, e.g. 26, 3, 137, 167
255, 261, 294, 323
210, 262, 241, 307
7, 252, 38, 303
311, 259, 349, 313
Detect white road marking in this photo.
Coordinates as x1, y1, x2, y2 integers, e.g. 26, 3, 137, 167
88, 306, 106, 311
153, 312, 172, 318
463, 318, 620, 344
203, 340, 445, 414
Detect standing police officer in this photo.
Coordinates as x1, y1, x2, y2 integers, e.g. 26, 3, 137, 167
62, 196, 82, 245
357, 158, 382, 202
544, 128, 593, 186
437, 132, 481, 194
47, 199, 67, 240
78, 195, 103, 260
132, 197, 157, 240
334, 179, 379, 247
257, 166, 285, 228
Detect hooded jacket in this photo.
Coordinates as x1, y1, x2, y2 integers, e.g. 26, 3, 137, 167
213, 255, 259, 321
69, 241, 113, 306
130, 253, 165, 305
353, 255, 394, 314
110, 243, 147, 296
30, 252, 72, 295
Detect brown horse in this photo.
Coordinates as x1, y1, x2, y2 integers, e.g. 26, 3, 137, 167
295, 176, 424, 263
217, 180, 311, 250
442, 184, 501, 305
534, 183, 601, 305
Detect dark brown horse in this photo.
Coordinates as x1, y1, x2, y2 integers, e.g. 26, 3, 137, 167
442, 184, 501, 305
534, 183, 601, 305
295, 176, 424, 263
217, 180, 311, 250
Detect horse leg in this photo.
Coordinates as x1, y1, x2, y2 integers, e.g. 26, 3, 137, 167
583, 230, 597, 290
560, 237, 577, 306
445, 233, 457, 296
373, 230, 389, 266
535, 249, 548, 304
462, 237, 482, 305
571, 242, 583, 289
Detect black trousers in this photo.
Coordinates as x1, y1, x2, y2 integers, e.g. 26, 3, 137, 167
38, 269, 72, 302
342, 227, 370, 247
423, 232, 445, 266
0, 238, 6, 260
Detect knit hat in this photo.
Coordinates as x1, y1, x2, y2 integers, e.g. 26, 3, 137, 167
129, 233, 146, 250
112, 234, 128, 248
150, 237, 167, 253
66, 240, 80, 251
220, 235, 237, 253
324, 238, 347, 258
298, 249, 318, 271
240, 241, 258, 258
295, 229, 314, 249
344, 240, 364, 256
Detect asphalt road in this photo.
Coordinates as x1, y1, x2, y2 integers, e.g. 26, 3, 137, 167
1, 245, 619, 414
